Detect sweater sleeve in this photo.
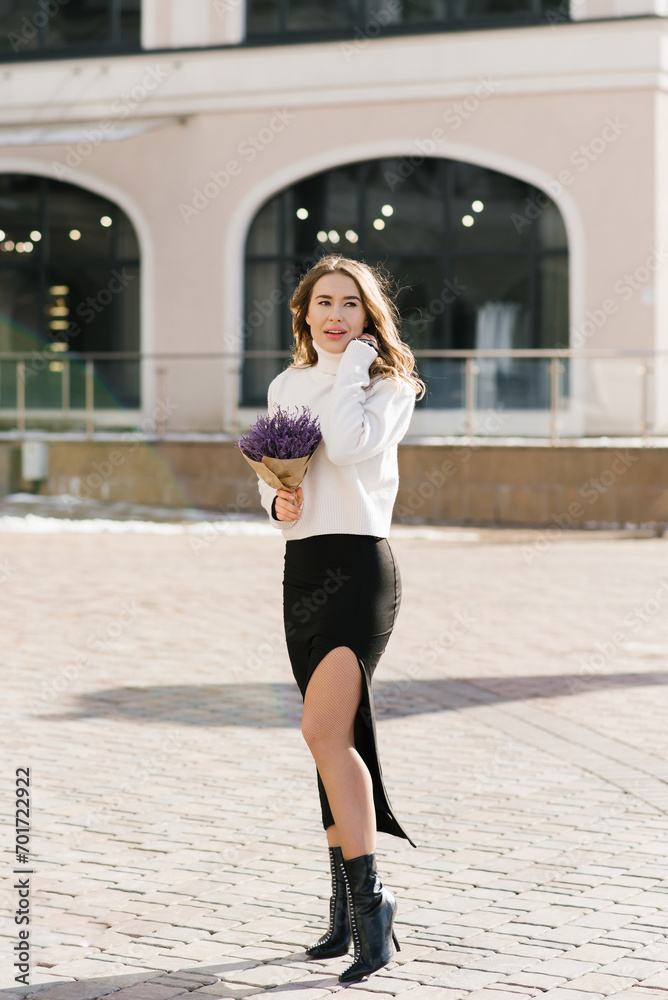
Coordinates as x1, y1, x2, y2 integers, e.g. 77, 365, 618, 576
256, 375, 297, 529
320, 338, 416, 466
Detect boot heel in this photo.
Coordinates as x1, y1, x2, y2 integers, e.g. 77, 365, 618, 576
392, 930, 400, 952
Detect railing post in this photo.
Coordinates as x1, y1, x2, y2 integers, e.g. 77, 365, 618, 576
464, 357, 478, 436
549, 357, 562, 445
85, 359, 95, 440
640, 362, 652, 444
156, 366, 166, 439
62, 360, 70, 413
16, 361, 25, 437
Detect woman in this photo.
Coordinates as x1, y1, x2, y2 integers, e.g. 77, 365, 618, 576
256, 254, 424, 984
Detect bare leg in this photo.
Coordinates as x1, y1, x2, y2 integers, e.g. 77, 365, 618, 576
302, 646, 376, 860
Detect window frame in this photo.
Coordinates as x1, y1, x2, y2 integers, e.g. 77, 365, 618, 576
242, 156, 569, 408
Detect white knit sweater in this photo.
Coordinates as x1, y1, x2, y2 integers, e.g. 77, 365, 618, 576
256, 337, 416, 539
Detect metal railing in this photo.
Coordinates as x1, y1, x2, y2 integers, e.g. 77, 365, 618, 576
0, 347, 664, 444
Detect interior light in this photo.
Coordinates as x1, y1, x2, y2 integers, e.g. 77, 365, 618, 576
69, 229, 81, 241
30, 230, 42, 240
317, 230, 328, 243
381, 204, 393, 217
328, 230, 340, 243
49, 285, 69, 295
15, 243, 24, 253
472, 200, 484, 212
3, 240, 15, 251
373, 219, 385, 231
462, 215, 474, 227
49, 321, 70, 331
23, 242, 33, 252
296, 208, 309, 220
49, 362, 64, 373
49, 306, 69, 317
0, 230, 4, 241
345, 230, 358, 243
49, 342, 69, 352
100, 216, 112, 227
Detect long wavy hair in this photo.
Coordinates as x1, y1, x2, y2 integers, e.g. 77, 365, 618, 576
288, 255, 426, 399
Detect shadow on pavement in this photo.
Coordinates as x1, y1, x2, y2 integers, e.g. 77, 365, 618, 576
0, 956, 333, 1000
37, 671, 668, 726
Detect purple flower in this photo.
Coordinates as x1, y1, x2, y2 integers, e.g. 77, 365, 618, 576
237, 405, 322, 462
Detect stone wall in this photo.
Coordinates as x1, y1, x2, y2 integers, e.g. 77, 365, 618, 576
2, 441, 667, 528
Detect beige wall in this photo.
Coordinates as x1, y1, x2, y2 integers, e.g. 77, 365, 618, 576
0, 18, 667, 434
141, 0, 244, 48
4, 440, 667, 529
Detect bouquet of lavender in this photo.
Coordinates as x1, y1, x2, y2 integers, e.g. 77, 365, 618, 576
237, 405, 322, 506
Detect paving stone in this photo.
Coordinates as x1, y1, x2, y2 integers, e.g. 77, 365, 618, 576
430, 969, 500, 989
466, 992, 536, 1000
216, 966, 307, 988
253, 990, 330, 1000
398, 989, 467, 1000
468, 957, 535, 974
504, 972, 567, 989
97, 987, 186, 999
390, 961, 455, 981
351, 976, 419, 993
191, 987, 260, 998
596, 958, 666, 979
539, 991, 606, 1000
562, 944, 632, 963
565, 973, 638, 994
612, 993, 668, 1000
529, 959, 600, 979
640, 971, 668, 988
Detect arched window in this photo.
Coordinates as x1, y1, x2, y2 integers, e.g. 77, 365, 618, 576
0, 0, 141, 59
247, 0, 561, 40
0, 174, 140, 414
242, 157, 568, 409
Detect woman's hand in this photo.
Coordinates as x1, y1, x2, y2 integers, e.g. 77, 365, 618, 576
275, 487, 303, 522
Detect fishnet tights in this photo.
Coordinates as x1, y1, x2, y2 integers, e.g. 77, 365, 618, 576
301, 646, 375, 859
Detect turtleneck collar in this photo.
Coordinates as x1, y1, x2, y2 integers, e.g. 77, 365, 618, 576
313, 340, 344, 375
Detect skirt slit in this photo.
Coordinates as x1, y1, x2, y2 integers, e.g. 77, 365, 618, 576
283, 533, 415, 847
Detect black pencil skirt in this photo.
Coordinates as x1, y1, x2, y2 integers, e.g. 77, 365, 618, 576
283, 532, 415, 847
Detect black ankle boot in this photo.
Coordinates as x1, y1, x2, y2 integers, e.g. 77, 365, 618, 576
305, 846, 351, 960
338, 852, 400, 983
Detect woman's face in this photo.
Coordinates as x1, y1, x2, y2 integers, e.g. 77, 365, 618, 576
305, 272, 368, 354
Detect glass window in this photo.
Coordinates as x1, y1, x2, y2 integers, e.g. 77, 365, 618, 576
247, 0, 281, 33
0, 0, 141, 58
248, 199, 281, 256
366, 159, 445, 255
120, 0, 141, 43
0, 1, 41, 54
0, 173, 141, 414
403, 0, 449, 22
47, 0, 110, 48
286, 0, 360, 30
0, 267, 40, 352
243, 156, 569, 409
451, 162, 531, 253
538, 254, 569, 348
247, 0, 559, 37
47, 181, 116, 261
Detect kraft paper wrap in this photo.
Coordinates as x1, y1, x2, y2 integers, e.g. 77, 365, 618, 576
242, 453, 313, 503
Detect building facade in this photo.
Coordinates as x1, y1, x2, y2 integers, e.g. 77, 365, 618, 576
1, 0, 668, 443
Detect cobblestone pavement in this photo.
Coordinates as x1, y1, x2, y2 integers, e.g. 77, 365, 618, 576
2, 517, 668, 1000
